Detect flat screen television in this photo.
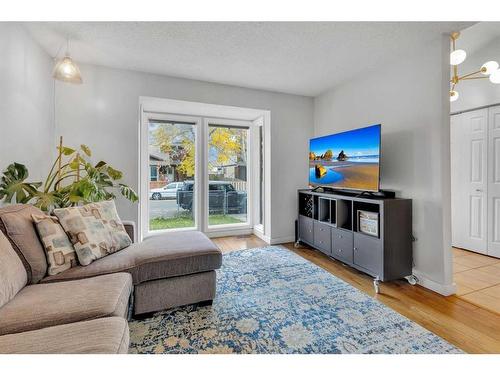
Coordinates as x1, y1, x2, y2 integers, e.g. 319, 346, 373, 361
309, 124, 381, 192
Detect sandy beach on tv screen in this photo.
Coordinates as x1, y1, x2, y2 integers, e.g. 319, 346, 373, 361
310, 161, 379, 190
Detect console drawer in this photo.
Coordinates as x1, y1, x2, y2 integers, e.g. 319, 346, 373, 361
299, 215, 314, 244
314, 221, 331, 254
331, 228, 353, 264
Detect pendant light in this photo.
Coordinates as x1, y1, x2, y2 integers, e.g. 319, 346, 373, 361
52, 40, 83, 84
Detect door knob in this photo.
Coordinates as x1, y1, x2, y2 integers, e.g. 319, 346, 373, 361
475, 189, 483, 192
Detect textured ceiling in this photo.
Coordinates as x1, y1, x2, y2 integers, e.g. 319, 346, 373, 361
455, 22, 500, 54
25, 22, 473, 96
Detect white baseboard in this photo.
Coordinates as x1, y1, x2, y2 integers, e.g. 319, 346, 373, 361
268, 235, 295, 245
253, 228, 270, 244
412, 271, 457, 296
252, 229, 295, 246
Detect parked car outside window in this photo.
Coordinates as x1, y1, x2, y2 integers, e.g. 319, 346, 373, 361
177, 181, 246, 214
149, 182, 182, 200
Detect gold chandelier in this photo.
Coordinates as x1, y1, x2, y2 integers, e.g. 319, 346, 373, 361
450, 31, 500, 102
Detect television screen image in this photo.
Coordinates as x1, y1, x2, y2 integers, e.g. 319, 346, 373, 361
309, 124, 381, 192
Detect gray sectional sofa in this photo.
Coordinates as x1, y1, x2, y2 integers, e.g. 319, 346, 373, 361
0, 204, 222, 354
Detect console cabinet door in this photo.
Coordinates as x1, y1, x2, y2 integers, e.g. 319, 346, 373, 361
299, 215, 314, 245
353, 233, 383, 277
331, 228, 353, 264
314, 222, 331, 255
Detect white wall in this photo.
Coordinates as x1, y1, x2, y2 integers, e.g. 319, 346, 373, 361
314, 35, 454, 294
0, 23, 54, 185
451, 37, 500, 113
55, 64, 313, 242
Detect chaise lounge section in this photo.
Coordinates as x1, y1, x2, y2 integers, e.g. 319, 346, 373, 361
41, 229, 221, 315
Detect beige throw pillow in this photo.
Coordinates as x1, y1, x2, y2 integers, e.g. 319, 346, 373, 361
53, 200, 132, 266
32, 214, 78, 276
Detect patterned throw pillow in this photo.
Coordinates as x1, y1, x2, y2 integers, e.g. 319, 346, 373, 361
53, 200, 132, 266
32, 214, 78, 276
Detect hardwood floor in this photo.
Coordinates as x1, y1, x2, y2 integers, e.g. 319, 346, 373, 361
453, 247, 500, 314
212, 235, 500, 353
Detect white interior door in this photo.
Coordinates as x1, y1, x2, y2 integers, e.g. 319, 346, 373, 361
488, 105, 500, 257
451, 109, 488, 254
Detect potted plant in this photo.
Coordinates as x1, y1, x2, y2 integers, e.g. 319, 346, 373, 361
0, 137, 138, 211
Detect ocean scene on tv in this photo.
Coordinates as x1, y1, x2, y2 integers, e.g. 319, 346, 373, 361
309, 124, 381, 191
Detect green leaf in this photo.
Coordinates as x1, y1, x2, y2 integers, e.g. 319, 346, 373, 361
32, 190, 65, 212
0, 163, 41, 204
69, 158, 80, 170
94, 161, 107, 168
60, 147, 76, 156
119, 184, 138, 203
80, 144, 92, 157
107, 166, 123, 180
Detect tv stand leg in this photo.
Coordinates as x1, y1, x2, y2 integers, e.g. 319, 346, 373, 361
373, 277, 380, 294
294, 240, 301, 248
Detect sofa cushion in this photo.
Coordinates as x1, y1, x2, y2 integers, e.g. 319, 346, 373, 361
0, 273, 132, 335
32, 214, 78, 275
0, 317, 129, 354
0, 204, 48, 283
0, 231, 27, 308
41, 231, 222, 285
53, 200, 132, 266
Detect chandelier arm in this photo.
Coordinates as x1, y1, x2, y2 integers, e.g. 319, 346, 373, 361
461, 76, 489, 80
457, 69, 484, 81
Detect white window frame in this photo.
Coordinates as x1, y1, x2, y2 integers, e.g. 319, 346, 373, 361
139, 97, 271, 242
252, 116, 265, 236
203, 118, 255, 234
140, 112, 202, 237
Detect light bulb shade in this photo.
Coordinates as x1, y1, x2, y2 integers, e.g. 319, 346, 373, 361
489, 69, 500, 84
481, 61, 499, 75
450, 49, 467, 65
52, 56, 82, 84
450, 90, 459, 102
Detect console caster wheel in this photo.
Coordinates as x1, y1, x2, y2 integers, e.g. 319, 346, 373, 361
373, 277, 380, 294
405, 275, 418, 286
294, 241, 301, 248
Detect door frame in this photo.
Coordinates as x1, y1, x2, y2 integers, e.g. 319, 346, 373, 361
488, 105, 500, 257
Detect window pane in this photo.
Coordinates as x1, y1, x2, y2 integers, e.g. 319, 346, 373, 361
148, 120, 196, 231
150, 166, 158, 181
208, 124, 248, 226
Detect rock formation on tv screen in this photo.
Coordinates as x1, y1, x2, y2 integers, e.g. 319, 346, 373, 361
323, 150, 333, 161
337, 150, 347, 161
315, 164, 327, 178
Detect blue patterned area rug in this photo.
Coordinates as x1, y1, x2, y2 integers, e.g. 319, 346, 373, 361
129, 246, 461, 354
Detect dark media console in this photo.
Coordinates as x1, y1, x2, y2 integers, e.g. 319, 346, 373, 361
296, 188, 415, 292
